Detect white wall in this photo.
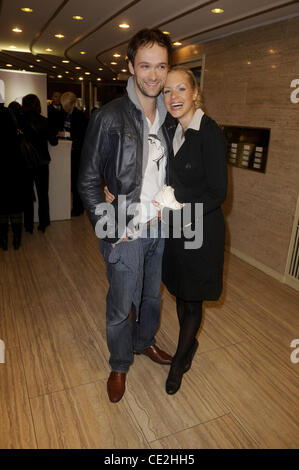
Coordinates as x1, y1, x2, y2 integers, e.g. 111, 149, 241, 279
0, 69, 47, 116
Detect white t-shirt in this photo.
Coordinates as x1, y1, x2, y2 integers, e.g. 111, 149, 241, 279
137, 110, 166, 224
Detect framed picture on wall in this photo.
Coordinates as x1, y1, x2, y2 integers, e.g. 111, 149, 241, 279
174, 55, 206, 91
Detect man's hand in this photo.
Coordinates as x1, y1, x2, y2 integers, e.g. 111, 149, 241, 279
152, 200, 162, 220
104, 185, 115, 203
103, 187, 128, 246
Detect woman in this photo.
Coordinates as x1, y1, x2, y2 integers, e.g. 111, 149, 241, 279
0, 104, 24, 250
59, 92, 88, 217
156, 66, 227, 394
22, 94, 58, 233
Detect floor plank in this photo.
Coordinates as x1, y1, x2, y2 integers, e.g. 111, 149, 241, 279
150, 413, 260, 449
30, 380, 149, 449
0, 347, 37, 449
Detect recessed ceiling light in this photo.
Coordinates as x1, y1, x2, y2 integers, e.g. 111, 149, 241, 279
113, 53, 121, 57
98, 67, 103, 71
29, 65, 34, 68
62, 60, 70, 63
119, 23, 130, 29
173, 41, 182, 46
162, 31, 170, 35
80, 51, 86, 55
121, 69, 127, 72
65, 71, 69, 74
6, 64, 13, 67
97, 78, 102, 81
21, 7, 33, 13
211, 8, 224, 14
57, 75, 63, 78
79, 77, 84, 80
72, 16, 84, 20
111, 61, 117, 65
55, 34, 64, 38
113, 77, 116, 80
84, 72, 90, 75
75, 66, 81, 69
12, 27, 23, 33
46, 48, 53, 52
52, 66, 57, 69
36, 59, 41, 62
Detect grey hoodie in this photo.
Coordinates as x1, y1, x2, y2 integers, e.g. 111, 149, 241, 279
126, 76, 168, 177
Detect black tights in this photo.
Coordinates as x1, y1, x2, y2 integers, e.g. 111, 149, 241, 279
169, 298, 203, 380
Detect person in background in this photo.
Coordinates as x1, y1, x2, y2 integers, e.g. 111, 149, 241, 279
8, 101, 23, 129
154, 66, 227, 394
59, 92, 88, 217
0, 104, 24, 250
47, 91, 64, 137
22, 93, 58, 233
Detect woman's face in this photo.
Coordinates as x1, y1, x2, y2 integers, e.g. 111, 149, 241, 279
163, 70, 197, 127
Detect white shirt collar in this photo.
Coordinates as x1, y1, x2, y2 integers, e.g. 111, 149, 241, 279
173, 108, 205, 156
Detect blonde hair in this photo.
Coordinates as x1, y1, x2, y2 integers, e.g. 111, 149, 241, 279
60, 91, 77, 108
169, 65, 203, 109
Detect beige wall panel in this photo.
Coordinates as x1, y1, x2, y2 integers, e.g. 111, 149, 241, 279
175, 17, 299, 275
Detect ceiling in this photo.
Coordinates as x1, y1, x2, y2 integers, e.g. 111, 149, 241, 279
0, 0, 299, 85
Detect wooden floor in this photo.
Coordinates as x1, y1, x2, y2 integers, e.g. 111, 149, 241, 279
0, 215, 298, 449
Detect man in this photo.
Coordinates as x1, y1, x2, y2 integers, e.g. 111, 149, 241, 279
78, 29, 173, 403
47, 91, 64, 136
59, 92, 88, 216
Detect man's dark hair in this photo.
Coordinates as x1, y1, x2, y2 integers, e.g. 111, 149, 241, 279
22, 94, 41, 114
127, 28, 172, 66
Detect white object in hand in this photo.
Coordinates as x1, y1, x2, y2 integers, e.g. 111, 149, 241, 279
154, 185, 184, 210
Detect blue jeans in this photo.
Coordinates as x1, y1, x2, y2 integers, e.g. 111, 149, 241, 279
100, 225, 165, 373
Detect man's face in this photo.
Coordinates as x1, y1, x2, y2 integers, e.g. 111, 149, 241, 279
52, 92, 61, 106
128, 43, 169, 99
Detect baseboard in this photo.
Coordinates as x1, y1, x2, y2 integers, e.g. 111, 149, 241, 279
226, 245, 285, 283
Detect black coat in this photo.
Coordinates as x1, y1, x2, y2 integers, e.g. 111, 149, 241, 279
22, 111, 58, 164
62, 108, 88, 188
162, 113, 227, 301
47, 103, 64, 137
0, 107, 25, 214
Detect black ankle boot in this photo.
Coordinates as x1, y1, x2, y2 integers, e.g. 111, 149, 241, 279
0, 223, 9, 250
184, 339, 199, 373
1, 236, 8, 251
12, 224, 22, 250
166, 358, 185, 395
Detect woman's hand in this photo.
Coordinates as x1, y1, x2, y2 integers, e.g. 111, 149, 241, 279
103, 185, 115, 203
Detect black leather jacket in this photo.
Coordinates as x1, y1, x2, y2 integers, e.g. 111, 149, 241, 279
78, 94, 174, 243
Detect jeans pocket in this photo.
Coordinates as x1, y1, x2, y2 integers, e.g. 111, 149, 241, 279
99, 239, 113, 263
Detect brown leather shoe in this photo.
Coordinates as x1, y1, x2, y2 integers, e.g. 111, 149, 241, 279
137, 345, 172, 365
107, 372, 126, 403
